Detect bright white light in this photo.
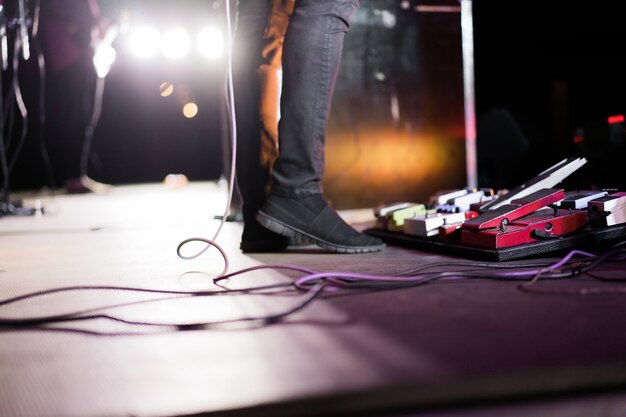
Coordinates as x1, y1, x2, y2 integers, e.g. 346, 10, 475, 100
162, 28, 191, 60
197, 26, 224, 60
129, 26, 161, 59
93, 44, 116, 78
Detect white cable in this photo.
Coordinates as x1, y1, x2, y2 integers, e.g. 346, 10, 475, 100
213, 0, 237, 242
177, 0, 237, 276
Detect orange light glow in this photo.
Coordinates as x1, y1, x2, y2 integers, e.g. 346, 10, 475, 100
183, 102, 198, 118
324, 127, 466, 208
159, 82, 174, 97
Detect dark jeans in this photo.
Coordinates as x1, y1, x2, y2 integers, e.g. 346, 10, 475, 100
234, 0, 359, 230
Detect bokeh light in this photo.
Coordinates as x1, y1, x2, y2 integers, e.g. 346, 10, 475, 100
183, 102, 198, 118
129, 26, 161, 59
159, 82, 174, 97
162, 28, 191, 60
196, 26, 224, 60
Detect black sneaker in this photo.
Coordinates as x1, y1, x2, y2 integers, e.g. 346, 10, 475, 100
240, 221, 291, 253
257, 193, 385, 254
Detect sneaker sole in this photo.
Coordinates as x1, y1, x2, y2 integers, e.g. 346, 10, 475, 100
257, 211, 385, 254
240, 236, 312, 253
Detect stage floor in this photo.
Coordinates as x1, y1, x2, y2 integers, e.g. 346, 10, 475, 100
1, 182, 626, 417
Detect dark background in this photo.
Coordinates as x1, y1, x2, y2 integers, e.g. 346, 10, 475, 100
3, 0, 626, 195
472, 1, 626, 190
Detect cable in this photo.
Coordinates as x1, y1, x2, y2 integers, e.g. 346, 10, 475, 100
0, 263, 316, 310
2, 248, 624, 334
0, 283, 326, 331
0, 264, 319, 330
222, 0, 237, 232
518, 246, 626, 295
175, 0, 237, 276
394, 259, 570, 277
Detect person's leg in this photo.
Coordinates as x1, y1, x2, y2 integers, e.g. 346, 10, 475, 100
258, 0, 295, 183
270, 0, 354, 196
233, 0, 295, 251
257, 0, 384, 253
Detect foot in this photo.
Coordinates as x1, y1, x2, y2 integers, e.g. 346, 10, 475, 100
257, 193, 385, 254
66, 178, 91, 194
240, 220, 291, 253
240, 220, 312, 252
81, 175, 112, 193
66, 176, 112, 194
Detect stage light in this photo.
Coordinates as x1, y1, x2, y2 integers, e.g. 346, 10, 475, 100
162, 28, 191, 60
197, 26, 224, 60
129, 26, 161, 59
93, 43, 116, 78
183, 102, 198, 118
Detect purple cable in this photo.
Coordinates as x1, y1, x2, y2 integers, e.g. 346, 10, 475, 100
291, 248, 601, 291
214, 264, 317, 284
546, 249, 596, 270
294, 271, 432, 291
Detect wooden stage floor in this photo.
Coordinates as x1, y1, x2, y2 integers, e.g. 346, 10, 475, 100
1, 182, 626, 417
